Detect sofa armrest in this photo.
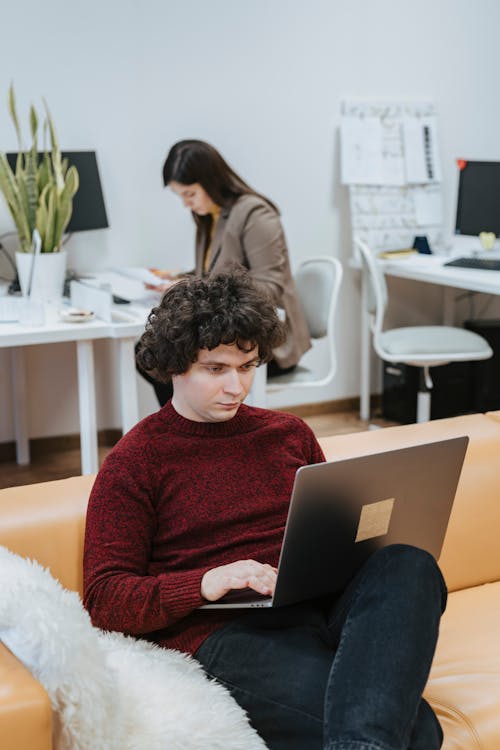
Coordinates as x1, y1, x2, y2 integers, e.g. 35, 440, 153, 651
0, 641, 52, 750
0, 475, 94, 596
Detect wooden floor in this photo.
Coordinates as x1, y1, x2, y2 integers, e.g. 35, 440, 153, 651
0, 408, 395, 490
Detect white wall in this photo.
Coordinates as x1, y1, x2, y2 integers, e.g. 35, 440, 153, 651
1, 0, 500, 442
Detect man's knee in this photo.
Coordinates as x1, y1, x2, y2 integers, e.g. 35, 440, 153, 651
367, 544, 447, 612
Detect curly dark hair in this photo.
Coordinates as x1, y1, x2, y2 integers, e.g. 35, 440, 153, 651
136, 272, 287, 381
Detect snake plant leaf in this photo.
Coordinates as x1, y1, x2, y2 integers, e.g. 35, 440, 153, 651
36, 201, 48, 252
15, 152, 24, 176
44, 185, 54, 252
39, 184, 56, 252
29, 105, 38, 149
8, 83, 23, 150
52, 165, 79, 246
65, 165, 79, 198
0, 154, 31, 250
24, 151, 38, 231
43, 99, 64, 192
1, 86, 79, 252
15, 168, 29, 229
37, 152, 51, 193
54, 194, 72, 249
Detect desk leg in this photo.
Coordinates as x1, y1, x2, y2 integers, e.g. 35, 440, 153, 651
118, 337, 139, 434
76, 340, 98, 475
360, 274, 371, 421
10, 348, 30, 465
443, 287, 455, 326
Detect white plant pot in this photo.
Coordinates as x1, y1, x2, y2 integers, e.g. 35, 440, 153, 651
16, 250, 67, 301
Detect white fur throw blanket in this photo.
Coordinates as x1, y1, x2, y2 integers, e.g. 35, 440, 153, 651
0, 545, 267, 750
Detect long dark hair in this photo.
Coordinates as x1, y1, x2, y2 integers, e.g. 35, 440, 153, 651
162, 140, 278, 226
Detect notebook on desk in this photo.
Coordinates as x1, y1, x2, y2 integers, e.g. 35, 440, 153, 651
200, 436, 468, 610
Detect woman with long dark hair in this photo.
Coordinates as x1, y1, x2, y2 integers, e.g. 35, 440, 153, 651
141, 139, 311, 406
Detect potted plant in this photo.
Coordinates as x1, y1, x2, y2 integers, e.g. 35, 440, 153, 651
0, 84, 79, 298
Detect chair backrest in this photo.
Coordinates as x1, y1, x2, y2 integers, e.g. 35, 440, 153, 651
262, 256, 343, 398
295, 256, 342, 340
355, 238, 387, 337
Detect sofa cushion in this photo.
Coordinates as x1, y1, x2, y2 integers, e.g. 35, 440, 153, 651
425, 581, 500, 750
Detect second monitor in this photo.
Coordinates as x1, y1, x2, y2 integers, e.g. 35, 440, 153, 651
455, 160, 500, 237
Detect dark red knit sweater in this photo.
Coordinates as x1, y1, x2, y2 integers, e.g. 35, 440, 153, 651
83, 402, 325, 655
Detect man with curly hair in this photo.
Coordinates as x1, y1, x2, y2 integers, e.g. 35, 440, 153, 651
84, 272, 446, 750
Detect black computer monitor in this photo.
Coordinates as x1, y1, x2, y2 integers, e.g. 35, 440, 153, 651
455, 160, 500, 237
6, 150, 109, 232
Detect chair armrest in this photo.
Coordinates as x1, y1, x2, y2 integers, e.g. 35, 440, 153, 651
0, 641, 52, 750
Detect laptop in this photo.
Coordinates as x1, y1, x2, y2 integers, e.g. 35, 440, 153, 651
200, 436, 468, 610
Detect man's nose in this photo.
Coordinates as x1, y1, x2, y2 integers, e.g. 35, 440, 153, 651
223, 369, 244, 395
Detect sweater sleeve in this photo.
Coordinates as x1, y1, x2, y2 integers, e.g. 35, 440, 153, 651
301, 418, 327, 465
83, 446, 206, 636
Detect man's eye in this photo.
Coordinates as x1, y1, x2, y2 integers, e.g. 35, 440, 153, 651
207, 366, 222, 373
242, 363, 257, 371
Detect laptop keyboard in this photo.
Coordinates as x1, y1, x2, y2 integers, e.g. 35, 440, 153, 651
0, 297, 24, 322
444, 256, 500, 271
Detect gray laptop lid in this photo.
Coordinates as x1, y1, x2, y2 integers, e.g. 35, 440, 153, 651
200, 436, 468, 610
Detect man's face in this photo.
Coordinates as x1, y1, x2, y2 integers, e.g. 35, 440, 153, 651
171, 343, 260, 423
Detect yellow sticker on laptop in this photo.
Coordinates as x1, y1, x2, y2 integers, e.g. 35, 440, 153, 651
355, 498, 395, 543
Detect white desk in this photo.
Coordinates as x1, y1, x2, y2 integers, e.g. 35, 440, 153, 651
359, 253, 500, 420
0, 307, 147, 475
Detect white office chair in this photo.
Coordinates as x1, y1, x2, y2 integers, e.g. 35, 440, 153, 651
265, 256, 343, 398
355, 238, 493, 423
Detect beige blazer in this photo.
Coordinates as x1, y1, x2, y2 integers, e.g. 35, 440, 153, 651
194, 194, 311, 369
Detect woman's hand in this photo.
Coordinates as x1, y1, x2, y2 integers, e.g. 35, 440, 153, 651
149, 268, 178, 280
144, 280, 175, 292
201, 560, 278, 602
144, 268, 182, 292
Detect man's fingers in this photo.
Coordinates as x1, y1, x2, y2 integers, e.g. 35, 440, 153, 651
201, 559, 278, 600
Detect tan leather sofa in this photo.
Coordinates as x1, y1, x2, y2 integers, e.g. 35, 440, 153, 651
1, 411, 500, 750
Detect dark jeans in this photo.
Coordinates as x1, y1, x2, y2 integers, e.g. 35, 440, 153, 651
195, 544, 446, 750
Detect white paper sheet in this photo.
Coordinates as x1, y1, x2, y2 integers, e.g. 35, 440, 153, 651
403, 117, 442, 184
341, 117, 406, 186
413, 186, 443, 226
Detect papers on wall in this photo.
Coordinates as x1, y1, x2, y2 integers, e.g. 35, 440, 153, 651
413, 185, 443, 226
348, 185, 444, 253
402, 117, 442, 184
341, 111, 441, 187
341, 117, 405, 186
340, 100, 444, 257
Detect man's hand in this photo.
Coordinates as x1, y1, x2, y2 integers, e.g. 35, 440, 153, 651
201, 560, 278, 602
